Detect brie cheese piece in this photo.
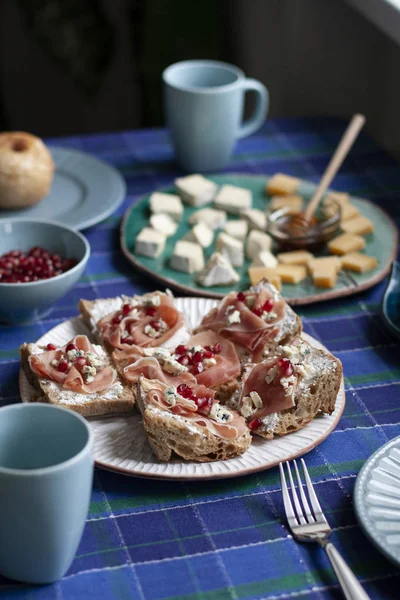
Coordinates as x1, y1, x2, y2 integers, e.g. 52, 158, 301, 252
149, 213, 178, 237
223, 219, 248, 241
246, 230, 272, 260
183, 222, 214, 248
149, 192, 183, 222
214, 184, 252, 214
188, 208, 227, 230
175, 174, 218, 207
216, 232, 244, 267
240, 208, 267, 231
251, 250, 278, 268
135, 227, 166, 258
196, 252, 240, 287
170, 240, 204, 273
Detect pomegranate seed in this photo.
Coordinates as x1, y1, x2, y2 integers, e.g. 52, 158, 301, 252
253, 306, 263, 317
177, 355, 189, 366
278, 358, 294, 377
66, 343, 78, 352
175, 344, 187, 355
150, 320, 161, 330
249, 418, 262, 431
145, 306, 156, 316
197, 397, 213, 415
122, 303, 133, 315
263, 298, 274, 312
237, 292, 246, 302
112, 313, 123, 325
196, 396, 208, 408
57, 358, 69, 373
192, 351, 203, 364
46, 343, 57, 351
177, 384, 192, 398
203, 349, 214, 359
212, 343, 222, 354
123, 336, 134, 345
75, 357, 87, 370
192, 362, 204, 374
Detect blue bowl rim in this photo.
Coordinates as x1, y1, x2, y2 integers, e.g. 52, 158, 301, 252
0, 218, 90, 288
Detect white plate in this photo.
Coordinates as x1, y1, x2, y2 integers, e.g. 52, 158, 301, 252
0, 148, 126, 231
19, 297, 345, 480
354, 435, 400, 566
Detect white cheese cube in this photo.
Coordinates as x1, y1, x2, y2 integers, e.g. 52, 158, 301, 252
149, 192, 183, 222
251, 250, 278, 268
149, 213, 178, 237
223, 219, 248, 241
246, 230, 272, 260
175, 174, 218, 207
214, 184, 252, 214
183, 222, 214, 248
216, 232, 244, 267
170, 240, 204, 273
188, 208, 227, 230
196, 252, 240, 287
240, 208, 267, 231
135, 227, 166, 258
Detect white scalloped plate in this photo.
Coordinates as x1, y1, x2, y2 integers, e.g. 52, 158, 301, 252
354, 435, 400, 566
19, 297, 345, 480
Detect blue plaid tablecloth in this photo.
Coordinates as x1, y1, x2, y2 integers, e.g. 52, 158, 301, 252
1, 117, 399, 599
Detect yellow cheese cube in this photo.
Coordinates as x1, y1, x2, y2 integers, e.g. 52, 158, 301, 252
308, 256, 342, 274
266, 173, 300, 196
328, 233, 366, 256
325, 191, 350, 207
270, 194, 303, 215
312, 267, 338, 289
277, 250, 314, 266
341, 215, 374, 236
276, 264, 307, 284
341, 252, 378, 273
324, 200, 359, 221
248, 266, 281, 291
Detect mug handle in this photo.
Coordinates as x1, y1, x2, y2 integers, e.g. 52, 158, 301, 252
237, 79, 269, 138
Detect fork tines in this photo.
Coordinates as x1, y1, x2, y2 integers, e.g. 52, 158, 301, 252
279, 458, 328, 529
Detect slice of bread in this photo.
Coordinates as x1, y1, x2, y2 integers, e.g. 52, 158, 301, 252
136, 378, 251, 462
233, 338, 342, 440
20, 342, 135, 417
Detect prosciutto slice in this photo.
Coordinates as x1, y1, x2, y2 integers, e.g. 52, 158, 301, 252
240, 359, 296, 417
98, 293, 184, 350
196, 290, 286, 358
28, 335, 117, 395
186, 331, 240, 388
119, 346, 197, 387
144, 380, 248, 440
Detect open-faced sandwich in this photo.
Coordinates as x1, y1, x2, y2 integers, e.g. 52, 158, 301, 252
20, 280, 342, 462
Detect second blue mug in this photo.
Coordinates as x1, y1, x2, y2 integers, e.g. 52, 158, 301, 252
163, 60, 269, 172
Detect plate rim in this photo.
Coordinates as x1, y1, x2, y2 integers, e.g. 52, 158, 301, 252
354, 434, 400, 566
120, 173, 398, 305
0, 147, 127, 231
19, 308, 346, 481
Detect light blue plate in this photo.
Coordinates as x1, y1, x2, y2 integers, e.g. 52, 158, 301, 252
354, 435, 400, 566
0, 148, 126, 230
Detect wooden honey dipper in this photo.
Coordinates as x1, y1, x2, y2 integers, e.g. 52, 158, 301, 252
289, 113, 366, 233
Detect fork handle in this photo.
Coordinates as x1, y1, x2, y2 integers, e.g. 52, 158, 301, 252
323, 542, 370, 600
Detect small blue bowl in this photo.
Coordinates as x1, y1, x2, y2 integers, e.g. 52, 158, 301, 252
0, 219, 90, 324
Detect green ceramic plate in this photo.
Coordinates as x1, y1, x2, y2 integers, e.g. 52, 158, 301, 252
121, 174, 398, 304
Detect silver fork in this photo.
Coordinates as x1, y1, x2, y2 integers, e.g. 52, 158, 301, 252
280, 459, 370, 600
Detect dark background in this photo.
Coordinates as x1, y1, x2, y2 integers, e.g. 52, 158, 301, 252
1, 0, 400, 162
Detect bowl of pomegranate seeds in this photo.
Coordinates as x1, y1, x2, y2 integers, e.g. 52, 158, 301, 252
0, 219, 90, 324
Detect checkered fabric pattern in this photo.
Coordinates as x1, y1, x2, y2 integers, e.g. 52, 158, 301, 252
1, 117, 399, 599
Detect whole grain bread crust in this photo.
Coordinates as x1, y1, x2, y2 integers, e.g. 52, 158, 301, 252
20, 342, 135, 417
256, 346, 342, 440
137, 378, 251, 462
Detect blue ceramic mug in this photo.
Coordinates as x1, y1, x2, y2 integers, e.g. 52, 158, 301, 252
0, 403, 93, 584
163, 60, 269, 172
